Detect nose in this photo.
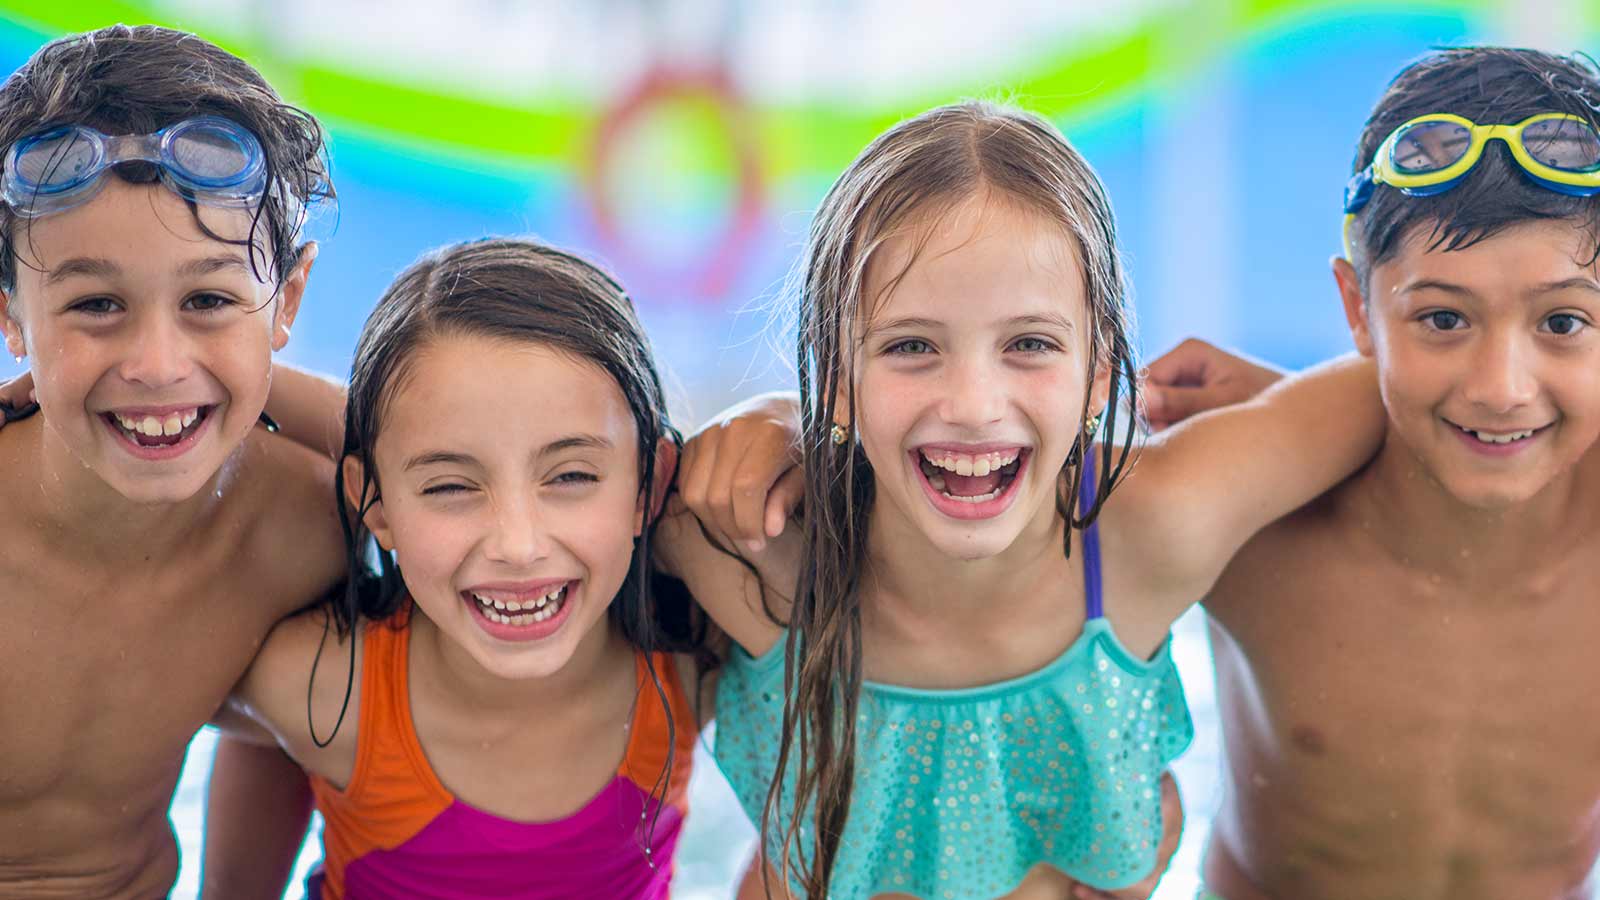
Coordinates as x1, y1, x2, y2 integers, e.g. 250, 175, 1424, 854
938, 354, 1007, 428
482, 493, 553, 567
1461, 331, 1538, 414
118, 313, 193, 388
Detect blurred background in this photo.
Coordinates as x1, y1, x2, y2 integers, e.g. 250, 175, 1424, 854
1, 1, 1593, 897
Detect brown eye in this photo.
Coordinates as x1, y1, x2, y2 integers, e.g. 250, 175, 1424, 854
1423, 311, 1463, 331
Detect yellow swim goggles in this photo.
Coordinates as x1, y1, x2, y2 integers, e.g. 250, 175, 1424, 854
1342, 112, 1600, 256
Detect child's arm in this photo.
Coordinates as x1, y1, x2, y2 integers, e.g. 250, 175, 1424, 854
1111, 353, 1382, 620
265, 364, 347, 460
654, 392, 805, 658
199, 737, 313, 900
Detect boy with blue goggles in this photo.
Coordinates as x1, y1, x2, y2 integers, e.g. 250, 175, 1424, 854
2, 115, 269, 217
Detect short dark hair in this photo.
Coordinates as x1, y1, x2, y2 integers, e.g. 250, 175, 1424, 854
0, 24, 332, 291
1349, 47, 1600, 285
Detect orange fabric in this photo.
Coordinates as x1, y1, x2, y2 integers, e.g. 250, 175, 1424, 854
308, 616, 699, 898
618, 652, 699, 814
309, 620, 452, 899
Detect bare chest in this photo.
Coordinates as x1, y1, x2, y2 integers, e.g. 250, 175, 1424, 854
0, 542, 279, 821
1209, 536, 1600, 849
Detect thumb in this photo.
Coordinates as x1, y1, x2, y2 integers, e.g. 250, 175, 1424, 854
765, 466, 804, 538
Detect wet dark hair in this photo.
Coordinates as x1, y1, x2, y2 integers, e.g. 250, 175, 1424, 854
1349, 47, 1600, 285
766, 100, 1138, 898
319, 237, 701, 848
0, 24, 332, 292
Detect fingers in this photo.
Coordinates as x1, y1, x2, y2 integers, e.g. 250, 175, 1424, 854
1144, 337, 1219, 388
1143, 383, 1228, 431
764, 466, 804, 538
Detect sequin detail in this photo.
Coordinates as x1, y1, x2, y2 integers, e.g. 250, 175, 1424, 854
714, 620, 1193, 897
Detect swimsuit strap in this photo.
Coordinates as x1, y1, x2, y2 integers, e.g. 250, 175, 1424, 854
1076, 449, 1104, 621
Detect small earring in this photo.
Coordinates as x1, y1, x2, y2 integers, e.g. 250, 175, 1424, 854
830, 424, 849, 446
1085, 413, 1102, 436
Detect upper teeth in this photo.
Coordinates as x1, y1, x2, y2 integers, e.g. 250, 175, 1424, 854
922, 449, 1020, 477
472, 585, 567, 623
115, 408, 199, 437
1468, 428, 1536, 444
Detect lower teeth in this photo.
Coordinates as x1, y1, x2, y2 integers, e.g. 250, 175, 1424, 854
477, 591, 565, 626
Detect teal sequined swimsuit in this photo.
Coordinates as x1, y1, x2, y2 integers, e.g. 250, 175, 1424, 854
713, 459, 1195, 898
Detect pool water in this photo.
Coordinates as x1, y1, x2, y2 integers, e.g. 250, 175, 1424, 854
167, 608, 1220, 899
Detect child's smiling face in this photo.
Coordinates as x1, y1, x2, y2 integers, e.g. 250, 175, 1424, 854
849, 191, 1107, 562
0, 177, 305, 505
1345, 218, 1600, 508
356, 332, 649, 682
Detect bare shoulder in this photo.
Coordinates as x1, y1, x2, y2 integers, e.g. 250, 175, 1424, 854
1203, 480, 1363, 622
228, 607, 364, 784
228, 428, 347, 619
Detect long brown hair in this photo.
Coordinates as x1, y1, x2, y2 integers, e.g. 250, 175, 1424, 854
766, 100, 1139, 897
317, 237, 703, 852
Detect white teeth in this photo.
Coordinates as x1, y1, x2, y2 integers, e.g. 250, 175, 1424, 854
945, 487, 1003, 503
113, 408, 201, 437
472, 585, 568, 626
921, 449, 1021, 474
1468, 428, 1537, 444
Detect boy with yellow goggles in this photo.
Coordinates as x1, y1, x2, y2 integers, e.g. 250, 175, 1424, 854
1341, 112, 1600, 256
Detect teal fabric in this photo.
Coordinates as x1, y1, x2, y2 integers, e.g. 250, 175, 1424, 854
713, 618, 1194, 898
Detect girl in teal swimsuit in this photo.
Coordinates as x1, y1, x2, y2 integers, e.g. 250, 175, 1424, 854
666, 100, 1387, 899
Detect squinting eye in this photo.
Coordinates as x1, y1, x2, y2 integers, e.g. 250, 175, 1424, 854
71, 297, 118, 315
551, 471, 599, 486
1544, 313, 1587, 336
1423, 310, 1464, 331
420, 483, 470, 496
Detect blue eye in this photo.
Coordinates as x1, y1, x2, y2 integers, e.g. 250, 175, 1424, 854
1010, 336, 1057, 353
886, 339, 934, 355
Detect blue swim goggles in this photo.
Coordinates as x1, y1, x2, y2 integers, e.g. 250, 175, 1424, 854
1, 116, 268, 218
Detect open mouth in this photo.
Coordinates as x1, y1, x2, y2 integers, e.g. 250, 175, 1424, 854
467, 583, 569, 626
1446, 419, 1551, 449
917, 447, 1026, 502
462, 580, 578, 642
104, 406, 213, 449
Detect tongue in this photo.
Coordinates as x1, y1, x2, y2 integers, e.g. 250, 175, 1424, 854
133, 430, 184, 447
941, 471, 1003, 497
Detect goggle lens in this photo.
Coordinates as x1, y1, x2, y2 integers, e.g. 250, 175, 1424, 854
1520, 117, 1600, 172
1391, 121, 1471, 174
15, 128, 99, 189
167, 121, 255, 185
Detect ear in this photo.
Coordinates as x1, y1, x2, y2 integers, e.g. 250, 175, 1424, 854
636, 436, 679, 535
272, 242, 317, 352
0, 289, 25, 359
1087, 353, 1113, 421
342, 454, 395, 551
1331, 256, 1375, 357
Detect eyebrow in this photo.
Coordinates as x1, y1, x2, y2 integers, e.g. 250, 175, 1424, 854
44, 257, 118, 286
866, 313, 1078, 336
401, 434, 614, 472
43, 254, 248, 286
1399, 277, 1600, 298
1531, 277, 1600, 295
176, 255, 250, 278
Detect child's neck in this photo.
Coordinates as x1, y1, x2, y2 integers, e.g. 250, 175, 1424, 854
26, 415, 236, 563
1355, 433, 1597, 579
415, 609, 631, 719
862, 491, 1070, 627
